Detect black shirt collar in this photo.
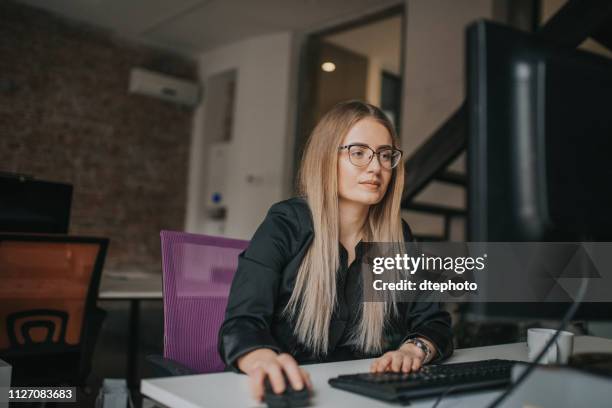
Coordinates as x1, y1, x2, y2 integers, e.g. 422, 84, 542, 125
339, 240, 365, 263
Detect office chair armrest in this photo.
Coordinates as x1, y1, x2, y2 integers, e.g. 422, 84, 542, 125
146, 355, 196, 377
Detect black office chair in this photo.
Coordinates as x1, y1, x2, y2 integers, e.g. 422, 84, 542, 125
0, 233, 108, 387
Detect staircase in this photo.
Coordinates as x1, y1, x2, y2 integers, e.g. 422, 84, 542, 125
400, 0, 612, 242
401, 104, 467, 242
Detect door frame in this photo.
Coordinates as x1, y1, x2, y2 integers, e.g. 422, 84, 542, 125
292, 4, 407, 192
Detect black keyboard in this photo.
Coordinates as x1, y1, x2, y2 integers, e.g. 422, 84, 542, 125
329, 359, 519, 404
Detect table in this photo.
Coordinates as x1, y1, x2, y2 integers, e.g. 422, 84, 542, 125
141, 335, 612, 408
98, 271, 163, 300
98, 271, 163, 389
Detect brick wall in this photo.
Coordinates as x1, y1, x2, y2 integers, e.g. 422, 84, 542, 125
0, 2, 197, 272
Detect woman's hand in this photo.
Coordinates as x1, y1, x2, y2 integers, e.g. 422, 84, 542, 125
237, 348, 312, 402
370, 339, 436, 373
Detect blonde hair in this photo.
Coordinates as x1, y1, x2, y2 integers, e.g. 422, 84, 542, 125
285, 100, 406, 356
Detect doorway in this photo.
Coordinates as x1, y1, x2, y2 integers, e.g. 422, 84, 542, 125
293, 5, 406, 187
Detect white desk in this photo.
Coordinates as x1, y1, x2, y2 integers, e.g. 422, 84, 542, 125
98, 271, 163, 300
140, 336, 612, 408
99, 272, 163, 389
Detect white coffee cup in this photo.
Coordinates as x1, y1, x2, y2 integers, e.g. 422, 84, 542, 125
527, 328, 574, 364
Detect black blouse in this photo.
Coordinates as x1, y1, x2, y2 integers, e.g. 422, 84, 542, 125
218, 197, 454, 371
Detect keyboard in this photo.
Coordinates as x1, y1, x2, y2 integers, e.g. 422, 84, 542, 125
328, 359, 519, 403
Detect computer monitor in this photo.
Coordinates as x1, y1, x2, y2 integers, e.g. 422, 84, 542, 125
466, 21, 612, 319
0, 173, 73, 234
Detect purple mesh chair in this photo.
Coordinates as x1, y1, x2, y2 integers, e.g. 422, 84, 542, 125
153, 230, 249, 375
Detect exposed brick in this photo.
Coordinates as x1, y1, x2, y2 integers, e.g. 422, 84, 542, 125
0, 1, 197, 272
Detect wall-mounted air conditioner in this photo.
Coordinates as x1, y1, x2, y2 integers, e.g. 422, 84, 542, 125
129, 68, 200, 107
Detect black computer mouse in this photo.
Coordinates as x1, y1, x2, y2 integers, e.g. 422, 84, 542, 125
263, 372, 311, 408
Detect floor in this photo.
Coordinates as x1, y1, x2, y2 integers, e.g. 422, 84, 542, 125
84, 300, 164, 408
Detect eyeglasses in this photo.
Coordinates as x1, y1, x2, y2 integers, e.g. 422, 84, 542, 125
338, 144, 403, 170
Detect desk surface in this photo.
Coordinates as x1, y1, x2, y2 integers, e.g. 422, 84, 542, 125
141, 335, 612, 408
98, 271, 162, 300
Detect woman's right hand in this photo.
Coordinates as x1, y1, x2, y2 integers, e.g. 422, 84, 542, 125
237, 348, 313, 402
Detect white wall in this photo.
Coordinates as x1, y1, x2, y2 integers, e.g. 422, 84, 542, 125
186, 1, 498, 240
366, 58, 383, 106
185, 32, 295, 239
400, 0, 493, 238
402, 0, 492, 154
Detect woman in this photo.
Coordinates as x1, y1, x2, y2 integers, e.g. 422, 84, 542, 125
218, 100, 453, 401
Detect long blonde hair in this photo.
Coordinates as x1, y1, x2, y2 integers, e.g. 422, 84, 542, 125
286, 100, 406, 356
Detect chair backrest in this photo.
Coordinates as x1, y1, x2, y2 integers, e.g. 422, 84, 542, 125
160, 230, 249, 373
0, 234, 108, 354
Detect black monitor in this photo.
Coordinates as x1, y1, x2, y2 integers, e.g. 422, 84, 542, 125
0, 173, 73, 234
466, 21, 612, 319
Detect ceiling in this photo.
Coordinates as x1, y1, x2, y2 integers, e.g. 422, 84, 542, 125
18, 0, 403, 55
325, 15, 402, 75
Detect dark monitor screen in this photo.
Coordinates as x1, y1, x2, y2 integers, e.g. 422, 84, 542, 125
466, 21, 612, 319
468, 21, 612, 243
0, 174, 72, 234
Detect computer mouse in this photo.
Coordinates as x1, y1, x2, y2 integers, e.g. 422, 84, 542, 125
263, 372, 311, 408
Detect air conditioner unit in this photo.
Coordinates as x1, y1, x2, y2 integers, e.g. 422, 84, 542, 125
129, 68, 200, 107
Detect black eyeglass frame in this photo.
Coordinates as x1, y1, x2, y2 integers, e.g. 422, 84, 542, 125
338, 144, 403, 169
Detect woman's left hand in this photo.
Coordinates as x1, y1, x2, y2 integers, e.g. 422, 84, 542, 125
369, 342, 427, 373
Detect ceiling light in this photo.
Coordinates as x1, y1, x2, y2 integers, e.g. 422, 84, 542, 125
321, 62, 336, 72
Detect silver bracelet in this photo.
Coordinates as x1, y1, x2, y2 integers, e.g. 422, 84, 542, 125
403, 338, 432, 363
